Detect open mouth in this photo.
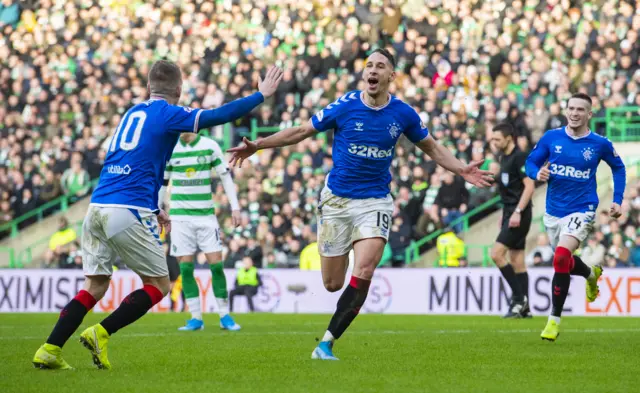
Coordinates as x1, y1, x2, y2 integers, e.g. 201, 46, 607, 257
367, 77, 379, 89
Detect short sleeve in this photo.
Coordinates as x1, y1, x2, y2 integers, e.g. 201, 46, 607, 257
403, 109, 429, 143
311, 98, 344, 132
165, 104, 204, 133
516, 151, 528, 179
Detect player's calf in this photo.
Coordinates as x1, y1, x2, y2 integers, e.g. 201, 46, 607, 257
99, 276, 168, 336
492, 243, 525, 307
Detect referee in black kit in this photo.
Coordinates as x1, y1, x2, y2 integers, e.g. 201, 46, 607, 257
490, 123, 535, 318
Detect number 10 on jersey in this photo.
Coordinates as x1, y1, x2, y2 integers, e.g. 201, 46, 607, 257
109, 111, 147, 152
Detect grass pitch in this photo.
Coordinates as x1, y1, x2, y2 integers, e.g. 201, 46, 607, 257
0, 313, 638, 393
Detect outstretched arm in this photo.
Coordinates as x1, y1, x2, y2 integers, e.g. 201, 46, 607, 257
415, 135, 493, 187
256, 122, 318, 150
198, 93, 265, 129
415, 135, 466, 175
228, 121, 318, 167
169, 66, 283, 132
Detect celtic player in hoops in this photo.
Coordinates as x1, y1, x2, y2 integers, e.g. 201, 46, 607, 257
161, 133, 241, 331
228, 49, 493, 360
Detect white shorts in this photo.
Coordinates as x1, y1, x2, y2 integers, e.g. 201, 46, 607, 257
82, 206, 168, 277
317, 187, 394, 257
543, 211, 596, 249
170, 218, 222, 257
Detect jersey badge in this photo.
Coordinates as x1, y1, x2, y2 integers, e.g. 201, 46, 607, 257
388, 122, 401, 139
355, 122, 364, 131
197, 155, 207, 164
582, 147, 594, 161
554, 145, 562, 154
501, 173, 509, 186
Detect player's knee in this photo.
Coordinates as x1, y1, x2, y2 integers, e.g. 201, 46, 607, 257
553, 246, 573, 273
142, 276, 171, 296
490, 247, 507, 266
323, 278, 344, 293
179, 261, 195, 279
354, 264, 375, 281
83, 275, 111, 300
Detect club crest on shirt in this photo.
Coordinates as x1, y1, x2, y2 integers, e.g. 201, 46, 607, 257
197, 155, 207, 164
582, 147, 594, 161
501, 172, 509, 186
388, 122, 401, 139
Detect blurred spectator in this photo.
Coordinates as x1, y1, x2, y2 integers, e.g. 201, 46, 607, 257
526, 233, 554, 267
3, 0, 640, 267
60, 153, 90, 202
15, 188, 37, 228
630, 237, 640, 267
0, 0, 19, 28
44, 217, 77, 268
436, 227, 466, 267
229, 257, 262, 312
435, 173, 468, 233
299, 240, 321, 270
388, 214, 412, 267
607, 233, 629, 266
580, 237, 607, 267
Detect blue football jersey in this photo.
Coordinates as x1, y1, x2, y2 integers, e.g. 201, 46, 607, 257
91, 99, 203, 212
311, 91, 429, 199
525, 127, 626, 218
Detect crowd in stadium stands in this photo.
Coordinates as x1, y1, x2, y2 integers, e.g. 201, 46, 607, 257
2, 0, 640, 267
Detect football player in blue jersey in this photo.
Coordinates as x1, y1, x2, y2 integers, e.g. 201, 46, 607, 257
228, 49, 494, 360
525, 93, 626, 341
32, 60, 283, 370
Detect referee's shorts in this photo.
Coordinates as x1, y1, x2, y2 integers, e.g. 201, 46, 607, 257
496, 205, 532, 250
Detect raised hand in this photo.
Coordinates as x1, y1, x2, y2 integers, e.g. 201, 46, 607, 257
460, 160, 494, 188
609, 203, 622, 219
228, 137, 258, 168
258, 66, 284, 98
537, 162, 551, 182
231, 209, 242, 227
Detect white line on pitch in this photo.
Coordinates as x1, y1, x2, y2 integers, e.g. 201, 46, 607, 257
3, 328, 640, 341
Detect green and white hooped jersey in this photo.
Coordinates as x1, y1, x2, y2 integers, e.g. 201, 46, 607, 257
165, 135, 227, 221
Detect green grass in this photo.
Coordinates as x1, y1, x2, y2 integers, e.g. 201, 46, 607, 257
1, 313, 638, 393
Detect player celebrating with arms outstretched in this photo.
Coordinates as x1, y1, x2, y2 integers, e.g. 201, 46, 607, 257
162, 132, 242, 332
525, 93, 626, 341
32, 60, 282, 370
228, 49, 493, 360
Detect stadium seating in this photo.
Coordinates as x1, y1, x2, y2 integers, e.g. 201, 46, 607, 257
1, 0, 640, 268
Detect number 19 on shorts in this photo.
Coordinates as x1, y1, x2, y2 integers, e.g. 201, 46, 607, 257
377, 212, 390, 230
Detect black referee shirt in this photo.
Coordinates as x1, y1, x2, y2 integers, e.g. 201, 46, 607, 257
498, 148, 530, 208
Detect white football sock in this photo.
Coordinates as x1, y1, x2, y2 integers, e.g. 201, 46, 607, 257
216, 297, 230, 318
186, 297, 202, 320
321, 330, 335, 343
549, 315, 561, 325
587, 267, 595, 280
